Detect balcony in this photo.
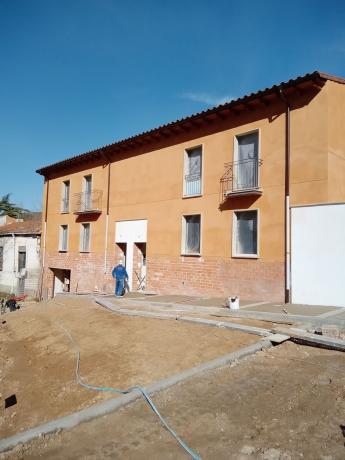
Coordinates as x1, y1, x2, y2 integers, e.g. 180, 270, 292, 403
220, 159, 263, 198
184, 173, 201, 196
73, 190, 103, 214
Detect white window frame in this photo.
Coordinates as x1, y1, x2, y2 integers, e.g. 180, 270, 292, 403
61, 180, 70, 213
233, 129, 261, 190
232, 209, 259, 258
83, 174, 93, 211
181, 214, 202, 256
59, 225, 69, 252
183, 145, 203, 198
80, 223, 91, 252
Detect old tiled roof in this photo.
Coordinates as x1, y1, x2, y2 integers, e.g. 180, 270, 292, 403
0, 220, 41, 236
36, 71, 345, 177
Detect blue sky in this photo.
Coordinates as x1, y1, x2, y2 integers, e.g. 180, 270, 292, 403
1, 0, 345, 210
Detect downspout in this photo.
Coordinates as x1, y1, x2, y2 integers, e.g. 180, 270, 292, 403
43, 179, 49, 270
11, 232, 16, 293
39, 178, 49, 299
279, 88, 291, 304
104, 160, 111, 274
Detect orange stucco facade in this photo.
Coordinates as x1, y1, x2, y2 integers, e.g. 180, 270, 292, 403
38, 75, 345, 301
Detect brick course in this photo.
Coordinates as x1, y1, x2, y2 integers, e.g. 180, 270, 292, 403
42, 251, 284, 302
147, 256, 284, 301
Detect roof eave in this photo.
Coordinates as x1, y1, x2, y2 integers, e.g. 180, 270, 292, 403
36, 70, 334, 177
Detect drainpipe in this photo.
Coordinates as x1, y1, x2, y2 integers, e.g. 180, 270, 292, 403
11, 232, 16, 293
104, 160, 111, 274
279, 87, 291, 304
38, 179, 49, 299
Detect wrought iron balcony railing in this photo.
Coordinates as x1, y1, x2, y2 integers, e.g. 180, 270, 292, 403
184, 174, 202, 196
220, 159, 263, 198
73, 190, 103, 214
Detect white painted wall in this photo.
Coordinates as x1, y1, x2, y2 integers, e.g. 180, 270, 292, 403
0, 235, 41, 295
291, 203, 345, 307
115, 220, 147, 289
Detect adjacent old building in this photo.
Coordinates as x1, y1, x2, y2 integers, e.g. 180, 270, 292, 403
0, 220, 41, 296
37, 71, 345, 306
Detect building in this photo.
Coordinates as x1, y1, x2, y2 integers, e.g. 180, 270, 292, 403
37, 71, 345, 306
0, 220, 41, 296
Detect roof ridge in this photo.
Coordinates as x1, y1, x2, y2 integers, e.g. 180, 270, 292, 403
36, 70, 343, 176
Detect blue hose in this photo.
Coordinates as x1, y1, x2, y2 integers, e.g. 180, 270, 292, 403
57, 323, 202, 460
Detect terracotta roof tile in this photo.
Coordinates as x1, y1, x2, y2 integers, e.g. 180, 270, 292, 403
0, 220, 41, 236
36, 70, 345, 176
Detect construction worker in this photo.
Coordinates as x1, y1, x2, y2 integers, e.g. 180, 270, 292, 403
112, 261, 129, 297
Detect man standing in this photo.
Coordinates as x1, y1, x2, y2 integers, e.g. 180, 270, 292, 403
112, 261, 129, 297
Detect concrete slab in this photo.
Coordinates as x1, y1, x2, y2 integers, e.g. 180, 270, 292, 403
325, 309, 345, 319
243, 303, 334, 316
120, 294, 254, 308
103, 294, 345, 329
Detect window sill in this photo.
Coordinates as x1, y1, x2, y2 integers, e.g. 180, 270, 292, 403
182, 194, 202, 199
232, 254, 259, 259
59, 250, 68, 253
60, 211, 70, 214
181, 253, 201, 257
80, 251, 90, 254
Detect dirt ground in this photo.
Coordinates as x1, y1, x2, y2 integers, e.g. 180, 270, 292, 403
0, 296, 258, 438
3, 341, 345, 460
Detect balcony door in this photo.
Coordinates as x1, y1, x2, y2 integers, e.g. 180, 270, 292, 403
234, 132, 259, 190
83, 175, 92, 210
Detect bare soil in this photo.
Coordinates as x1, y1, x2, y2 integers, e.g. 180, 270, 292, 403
3, 341, 345, 460
0, 296, 257, 438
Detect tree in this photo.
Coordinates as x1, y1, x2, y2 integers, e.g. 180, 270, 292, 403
0, 194, 27, 218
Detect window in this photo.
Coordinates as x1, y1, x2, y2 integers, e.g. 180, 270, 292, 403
184, 146, 202, 196
18, 246, 26, 272
234, 131, 259, 190
182, 215, 201, 255
233, 210, 258, 257
0, 246, 3, 271
59, 225, 68, 251
80, 223, 90, 252
62, 180, 70, 213
83, 175, 92, 210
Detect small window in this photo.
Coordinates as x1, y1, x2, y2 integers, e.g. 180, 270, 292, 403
59, 225, 68, 252
62, 180, 70, 213
182, 215, 201, 255
233, 210, 258, 257
0, 246, 3, 271
80, 223, 90, 252
18, 246, 26, 272
184, 146, 202, 196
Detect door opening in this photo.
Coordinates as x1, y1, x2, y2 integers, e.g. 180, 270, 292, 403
52, 269, 71, 296
134, 242, 146, 290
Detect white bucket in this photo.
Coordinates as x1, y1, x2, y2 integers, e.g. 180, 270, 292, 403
228, 296, 239, 310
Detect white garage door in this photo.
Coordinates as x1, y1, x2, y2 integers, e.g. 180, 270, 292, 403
291, 203, 345, 307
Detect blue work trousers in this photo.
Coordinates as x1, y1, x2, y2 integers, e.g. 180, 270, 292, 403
115, 277, 125, 296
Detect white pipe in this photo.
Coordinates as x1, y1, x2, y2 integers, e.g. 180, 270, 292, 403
42, 221, 47, 269
286, 195, 291, 295
11, 233, 15, 293
104, 215, 109, 274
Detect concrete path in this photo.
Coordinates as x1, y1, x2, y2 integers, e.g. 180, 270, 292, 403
103, 293, 345, 329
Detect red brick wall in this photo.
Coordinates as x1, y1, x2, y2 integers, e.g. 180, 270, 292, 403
42, 251, 284, 302
42, 251, 115, 296
147, 256, 284, 302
